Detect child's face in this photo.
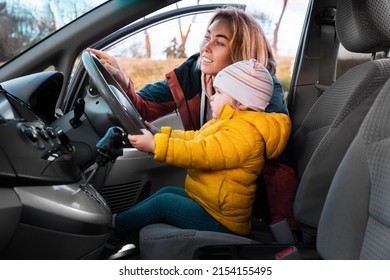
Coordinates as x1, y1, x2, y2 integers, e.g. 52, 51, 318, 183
210, 89, 235, 118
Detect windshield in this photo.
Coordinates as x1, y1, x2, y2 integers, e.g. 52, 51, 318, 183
0, 0, 108, 65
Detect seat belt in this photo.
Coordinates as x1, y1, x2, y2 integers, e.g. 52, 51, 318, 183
315, 7, 339, 94
200, 90, 207, 126
270, 219, 295, 244
275, 246, 302, 260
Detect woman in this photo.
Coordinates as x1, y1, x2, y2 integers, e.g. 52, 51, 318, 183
88, 6, 288, 131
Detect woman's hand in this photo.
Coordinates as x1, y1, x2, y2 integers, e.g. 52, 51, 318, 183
128, 129, 155, 153
87, 48, 129, 91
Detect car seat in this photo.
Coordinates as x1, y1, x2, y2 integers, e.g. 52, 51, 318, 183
316, 75, 390, 259
194, 66, 390, 260
293, 0, 390, 243
138, 0, 390, 259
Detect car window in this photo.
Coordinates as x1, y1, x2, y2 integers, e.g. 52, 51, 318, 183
0, 0, 108, 66
97, 0, 310, 94
103, 11, 216, 91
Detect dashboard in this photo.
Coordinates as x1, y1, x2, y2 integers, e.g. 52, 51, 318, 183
0, 72, 81, 186
0, 71, 112, 259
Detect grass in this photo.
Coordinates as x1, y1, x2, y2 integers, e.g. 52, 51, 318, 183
117, 58, 186, 91
276, 55, 294, 93
116, 56, 294, 92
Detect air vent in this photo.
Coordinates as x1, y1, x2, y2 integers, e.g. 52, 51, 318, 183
100, 181, 142, 213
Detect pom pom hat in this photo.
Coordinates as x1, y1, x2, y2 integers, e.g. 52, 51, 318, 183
213, 59, 273, 112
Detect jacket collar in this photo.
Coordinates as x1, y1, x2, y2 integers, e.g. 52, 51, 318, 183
218, 104, 237, 120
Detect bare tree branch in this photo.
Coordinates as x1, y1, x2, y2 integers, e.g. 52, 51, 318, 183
273, 0, 288, 56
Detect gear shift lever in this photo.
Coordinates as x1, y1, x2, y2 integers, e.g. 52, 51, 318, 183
70, 98, 85, 128
81, 126, 127, 188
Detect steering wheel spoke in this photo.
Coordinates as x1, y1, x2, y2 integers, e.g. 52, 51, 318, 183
81, 50, 146, 135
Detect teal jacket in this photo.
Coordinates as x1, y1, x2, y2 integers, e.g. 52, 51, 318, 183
126, 53, 288, 130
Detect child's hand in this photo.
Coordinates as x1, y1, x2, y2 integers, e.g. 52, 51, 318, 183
128, 129, 155, 153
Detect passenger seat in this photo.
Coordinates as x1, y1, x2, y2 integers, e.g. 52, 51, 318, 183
293, 0, 390, 243
194, 67, 390, 260
138, 0, 390, 259
317, 75, 390, 259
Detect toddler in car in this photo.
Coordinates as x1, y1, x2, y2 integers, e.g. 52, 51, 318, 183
112, 59, 291, 239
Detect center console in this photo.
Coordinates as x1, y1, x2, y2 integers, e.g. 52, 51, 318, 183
0, 118, 112, 259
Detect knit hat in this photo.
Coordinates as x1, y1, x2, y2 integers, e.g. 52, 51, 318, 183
213, 59, 273, 112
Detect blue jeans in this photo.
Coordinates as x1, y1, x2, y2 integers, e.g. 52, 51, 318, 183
114, 186, 232, 235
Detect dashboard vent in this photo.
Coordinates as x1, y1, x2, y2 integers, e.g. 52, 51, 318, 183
100, 180, 142, 213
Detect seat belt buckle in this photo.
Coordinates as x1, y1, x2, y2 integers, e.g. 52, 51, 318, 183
275, 246, 302, 260
270, 218, 295, 244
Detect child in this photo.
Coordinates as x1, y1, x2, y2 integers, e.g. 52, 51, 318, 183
114, 59, 291, 237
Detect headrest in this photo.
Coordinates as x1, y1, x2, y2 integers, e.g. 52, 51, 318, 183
336, 0, 390, 53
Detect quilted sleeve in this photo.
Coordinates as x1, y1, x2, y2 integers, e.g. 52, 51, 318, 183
158, 126, 196, 140
154, 121, 257, 170
260, 113, 292, 159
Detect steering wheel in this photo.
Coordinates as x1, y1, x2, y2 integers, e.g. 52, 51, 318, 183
81, 50, 146, 135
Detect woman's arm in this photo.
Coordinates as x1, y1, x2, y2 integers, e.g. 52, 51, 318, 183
125, 53, 201, 122
125, 79, 176, 122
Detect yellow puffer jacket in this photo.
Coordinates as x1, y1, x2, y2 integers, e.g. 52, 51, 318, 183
154, 104, 291, 235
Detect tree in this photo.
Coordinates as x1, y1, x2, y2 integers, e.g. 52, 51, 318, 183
251, 0, 288, 56
164, 37, 179, 58
273, 0, 288, 56
164, 1, 200, 59
176, 1, 200, 58
0, 2, 15, 60
129, 41, 145, 58
144, 18, 151, 58
0, 0, 100, 63
252, 11, 273, 35
0, 1, 56, 61
48, 0, 90, 27
176, 2, 193, 59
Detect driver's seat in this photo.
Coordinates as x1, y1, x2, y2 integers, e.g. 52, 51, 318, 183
138, 0, 390, 259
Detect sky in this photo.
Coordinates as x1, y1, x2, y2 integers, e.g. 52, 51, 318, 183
177, 0, 311, 56
6, 0, 310, 58
125, 0, 311, 59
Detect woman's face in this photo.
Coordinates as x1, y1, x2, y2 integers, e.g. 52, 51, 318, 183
200, 19, 233, 76
209, 89, 235, 118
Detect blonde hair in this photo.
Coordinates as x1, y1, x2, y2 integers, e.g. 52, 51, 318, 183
206, 6, 276, 73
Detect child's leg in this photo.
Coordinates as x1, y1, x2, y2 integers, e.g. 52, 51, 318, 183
114, 187, 231, 235
151, 186, 187, 197
111, 186, 186, 228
